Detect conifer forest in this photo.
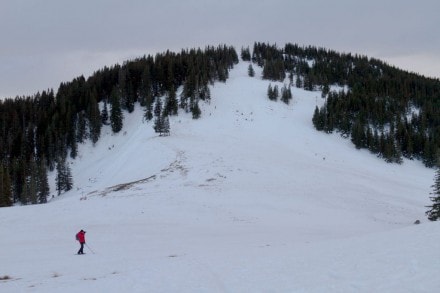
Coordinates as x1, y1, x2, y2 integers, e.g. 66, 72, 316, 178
1, 43, 439, 207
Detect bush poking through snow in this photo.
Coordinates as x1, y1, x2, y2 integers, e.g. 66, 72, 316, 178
0, 275, 12, 280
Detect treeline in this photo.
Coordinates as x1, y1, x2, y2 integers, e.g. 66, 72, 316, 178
251, 42, 440, 166
0, 45, 238, 207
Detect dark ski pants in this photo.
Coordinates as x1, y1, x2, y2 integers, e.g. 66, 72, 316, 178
78, 242, 84, 254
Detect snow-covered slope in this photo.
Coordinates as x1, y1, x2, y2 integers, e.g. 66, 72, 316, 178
1, 61, 439, 292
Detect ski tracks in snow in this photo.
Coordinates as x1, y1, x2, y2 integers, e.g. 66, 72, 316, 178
88, 150, 189, 197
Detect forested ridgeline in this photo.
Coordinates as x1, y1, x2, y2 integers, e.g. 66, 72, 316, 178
0, 45, 238, 207
248, 42, 440, 166
2, 42, 439, 208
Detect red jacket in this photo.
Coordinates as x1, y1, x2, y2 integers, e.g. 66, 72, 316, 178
77, 231, 86, 243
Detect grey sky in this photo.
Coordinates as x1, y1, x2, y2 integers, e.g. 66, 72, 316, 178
1, 0, 439, 98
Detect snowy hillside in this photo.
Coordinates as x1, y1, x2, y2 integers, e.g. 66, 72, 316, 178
1, 61, 439, 292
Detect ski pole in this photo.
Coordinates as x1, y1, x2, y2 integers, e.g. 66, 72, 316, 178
85, 243, 95, 254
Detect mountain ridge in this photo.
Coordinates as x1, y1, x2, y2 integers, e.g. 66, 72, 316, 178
2, 43, 439, 207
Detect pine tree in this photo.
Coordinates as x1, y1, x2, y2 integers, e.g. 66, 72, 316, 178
28, 158, 38, 204
162, 115, 170, 136
153, 113, 162, 135
154, 96, 163, 119
312, 106, 325, 131
153, 96, 164, 135
241, 47, 251, 61
267, 84, 278, 101
153, 113, 170, 136
55, 159, 63, 196
139, 65, 153, 107
37, 159, 49, 203
198, 84, 211, 102
281, 85, 292, 104
76, 111, 88, 143
191, 101, 201, 119
64, 162, 73, 192
273, 85, 279, 100
118, 66, 135, 112
12, 159, 25, 203
20, 176, 30, 205
248, 64, 255, 77
164, 86, 178, 116
110, 87, 124, 133
303, 74, 313, 91
55, 158, 73, 195
101, 99, 109, 125
0, 165, 12, 207
144, 103, 153, 121
295, 75, 302, 88
288, 71, 294, 85
87, 90, 101, 144
426, 163, 440, 221
351, 119, 366, 149
321, 83, 330, 99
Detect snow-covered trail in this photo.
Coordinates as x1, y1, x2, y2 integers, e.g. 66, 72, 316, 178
1, 61, 438, 292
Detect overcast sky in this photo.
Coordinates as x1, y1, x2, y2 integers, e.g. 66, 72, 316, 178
1, 0, 439, 98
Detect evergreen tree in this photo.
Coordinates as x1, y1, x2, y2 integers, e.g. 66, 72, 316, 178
153, 113, 170, 136
101, 99, 109, 125
29, 175, 38, 204
303, 73, 314, 91
241, 47, 251, 61
0, 165, 12, 207
426, 163, 440, 221
55, 158, 73, 196
143, 103, 153, 121
273, 85, 279, 100
312, 106, 325, 131
288, 71, 294, 85
65, 162, 73, 192
267, 84, 278, 101
37, 159, 49, 204
28, 158, 38, 204
118, 66, 135, 112
351, 119, 366, 149
295, 75, 302, 88
153, 96, 165, 135
321, 83, 330, 99
198, 84, 211, 102
87, 89, 101, 144
139, 65, 153, 107
162, 115, 170, 136
191, 101, 202, 119
20, 176, 30, 205
76, 111, 88, 143
55, 159, 63, 196
12, 159, 25, 203
110, 87, 124, 133
154, 96, 163, 119
164, 86, 178, 116
248, 64, 255, 77
153, 114, 163, 135
281, 85, 292, 104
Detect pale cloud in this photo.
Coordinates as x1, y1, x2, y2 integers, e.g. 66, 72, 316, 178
1, 0, 439, 98
382, 53, 440, 79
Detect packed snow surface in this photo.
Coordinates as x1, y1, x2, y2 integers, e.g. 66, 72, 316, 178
1, 62, 439, 292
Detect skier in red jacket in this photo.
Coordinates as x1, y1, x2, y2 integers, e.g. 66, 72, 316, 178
76, 230, 86, 254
